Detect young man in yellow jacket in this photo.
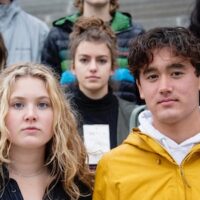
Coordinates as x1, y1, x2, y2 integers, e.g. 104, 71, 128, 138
93, 27, 200, 200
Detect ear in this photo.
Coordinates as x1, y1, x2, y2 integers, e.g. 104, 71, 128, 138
136, 80, 145, 99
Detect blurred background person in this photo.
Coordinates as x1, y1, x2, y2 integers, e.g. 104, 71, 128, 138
42, 0, 145, 103
65, 17, 137, 169
0, 0, 49, 65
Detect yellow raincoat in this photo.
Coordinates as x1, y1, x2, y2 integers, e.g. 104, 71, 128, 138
93, 128, 200, 200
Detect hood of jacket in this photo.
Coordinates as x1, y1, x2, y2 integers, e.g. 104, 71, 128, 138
124, 129, 178, 162
53, 11, 132, 33
0, 0, 21, 30
125, 128, 200, 164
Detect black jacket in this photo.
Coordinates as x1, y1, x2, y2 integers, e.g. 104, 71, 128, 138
0, 167, 92, 200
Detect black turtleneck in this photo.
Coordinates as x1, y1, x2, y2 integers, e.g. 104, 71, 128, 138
72, 87, 118, 149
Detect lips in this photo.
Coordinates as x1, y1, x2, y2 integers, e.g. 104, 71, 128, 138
86, 76, 100, 79
22, 127, 40, 131
157, 98, 178, 104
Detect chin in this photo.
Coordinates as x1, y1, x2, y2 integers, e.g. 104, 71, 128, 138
158, 113, 181, 124
87, 85, 102, 91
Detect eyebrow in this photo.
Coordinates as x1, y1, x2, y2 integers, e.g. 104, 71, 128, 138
10, 96, 50, 101
143, 63, 186, 75
167, 63, 186, 69
78, 54, 109, 58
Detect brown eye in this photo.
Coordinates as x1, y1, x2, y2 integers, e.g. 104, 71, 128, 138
99, 59, 107, 64
146, 74, 159, 82
171, 71, 184, 78
80, 58, 88, 64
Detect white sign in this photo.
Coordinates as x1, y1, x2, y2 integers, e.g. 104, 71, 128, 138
83, 124, 110, 165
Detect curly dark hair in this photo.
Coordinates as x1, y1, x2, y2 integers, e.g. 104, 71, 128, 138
128, 27, 200, 80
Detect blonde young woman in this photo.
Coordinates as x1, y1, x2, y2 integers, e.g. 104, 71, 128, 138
0, 63, 93, 200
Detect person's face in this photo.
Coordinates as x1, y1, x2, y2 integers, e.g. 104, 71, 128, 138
0, 0, 11, 4
72, 40, 113, 98
137, 47, 200, 127
84, 0, 110, 7
5, 76, 54, 149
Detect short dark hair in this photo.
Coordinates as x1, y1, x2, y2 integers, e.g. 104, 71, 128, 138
128, 27, 200, 80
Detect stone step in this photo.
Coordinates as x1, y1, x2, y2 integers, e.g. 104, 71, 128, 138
18, 0, 195, 30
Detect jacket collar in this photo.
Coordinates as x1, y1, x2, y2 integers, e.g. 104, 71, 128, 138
53, 11, 132, 33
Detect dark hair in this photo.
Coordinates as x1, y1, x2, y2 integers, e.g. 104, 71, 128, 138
128, 27, 200, 80
0, 33, 7, 70
189, 0, 200, 38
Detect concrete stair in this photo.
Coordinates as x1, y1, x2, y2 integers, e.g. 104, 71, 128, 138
18, 0, 195, 30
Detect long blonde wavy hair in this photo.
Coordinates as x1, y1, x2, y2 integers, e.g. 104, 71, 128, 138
0, 63, 93, 199
74, 0, 119, 15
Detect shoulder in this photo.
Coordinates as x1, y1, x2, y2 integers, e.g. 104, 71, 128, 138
53, 13, 80, 30
45, 25, 71, 45
111, 11, 145, 34
96, 139, 134, 172
98, 130, 143, 165
46, 13, 80, 40
117, 97, 136, 112
18, 10, 49, 31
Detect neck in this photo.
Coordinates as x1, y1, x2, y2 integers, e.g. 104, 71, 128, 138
83, 2, 111, 22
8, 146, 46, 178
8, 165, 46, 178
79, 86, 108, 100
153, 108, 200, 143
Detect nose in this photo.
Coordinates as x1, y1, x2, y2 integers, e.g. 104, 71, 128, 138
24, 106, 37, 122
88, 59, 97, 72
159, 76, 173, 94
